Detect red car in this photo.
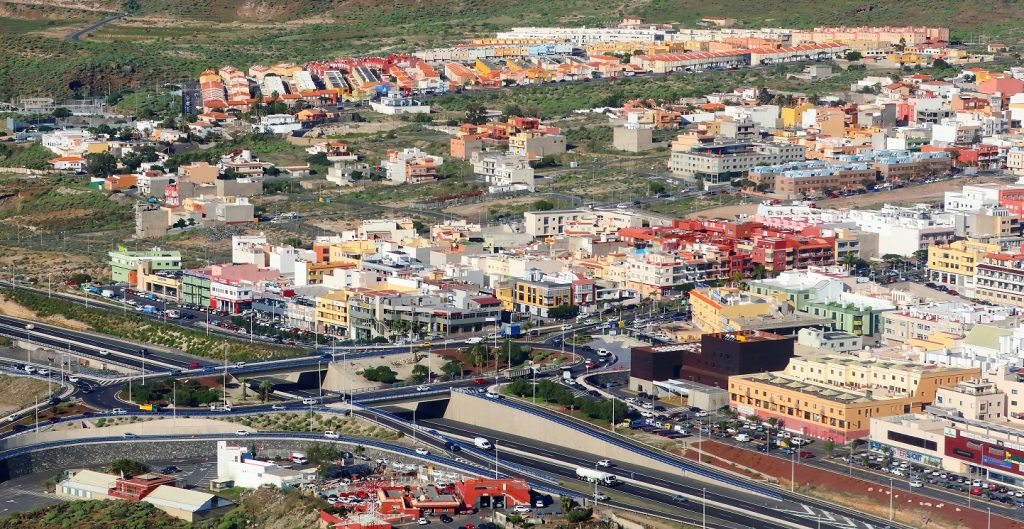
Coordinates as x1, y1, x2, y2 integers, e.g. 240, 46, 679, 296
189, 362, 201, 368
473, 378, 488, 385
799, 451, 814, 459
970, 487, 983, 496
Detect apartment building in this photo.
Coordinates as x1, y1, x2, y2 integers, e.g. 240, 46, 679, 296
975, 253, 1024, 308
689, 287, 819, 333
750, 160, 877, 197
927, 239, 1003, 296
729, 357, 978, 442
470, 152, 535, 192
846, 204, 956, 256
382, 148, 444, 185
748, 269, 894, 335
507, 130, 566, 159
934, 379, 1006, 421
670, 141, 806, 187
835, 150, 951, 182
882, 302, 1014, 344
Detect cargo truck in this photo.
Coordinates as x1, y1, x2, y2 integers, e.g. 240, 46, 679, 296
575, 467, 617, 485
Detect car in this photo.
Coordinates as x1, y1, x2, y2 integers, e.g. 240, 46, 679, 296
415, 447, 430, 456
734, 433, 751, 442
512, 505, 531, 514
418, 518, 429, 525
642, 402, 654, 410
799, 451, 814, 459
416, 385, 430, 392
473, 378, 488, 385
122, 432, 137, 439
302, 397, 318, 405
160, 465, 181, 474
439, 515, 453, 523
37, 369, 49, 376
324, 430, 340, 439
235, 429, 249, 436
67, 375, 80, 383
909, 480, 923, 488
271, 404, 286, 411
672, 495, 687, 503
596, 459, 611, 467
111, 408, 127, 415
420, 342, 432, 348
694, 411, 709, 418
594, 492, 609, 501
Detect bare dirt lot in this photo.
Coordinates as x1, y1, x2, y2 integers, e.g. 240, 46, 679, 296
0, 374, 50, 416
687, 176, 1003, 220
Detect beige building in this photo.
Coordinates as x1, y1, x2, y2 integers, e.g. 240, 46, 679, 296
934, 379, 1006, 421
613, 126, 655, 152
508, 131, 566, 159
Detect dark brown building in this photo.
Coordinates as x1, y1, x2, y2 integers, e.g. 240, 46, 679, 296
630, 330, 794, 392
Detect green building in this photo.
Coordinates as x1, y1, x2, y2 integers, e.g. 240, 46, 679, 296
747, 270, 894, 336
181, 270, 211, 308
108, 247, 182, 283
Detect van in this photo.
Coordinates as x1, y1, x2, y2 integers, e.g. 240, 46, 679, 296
474, 437, 492, 450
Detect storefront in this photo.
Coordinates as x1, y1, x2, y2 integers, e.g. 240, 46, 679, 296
945, 427, 1024, 487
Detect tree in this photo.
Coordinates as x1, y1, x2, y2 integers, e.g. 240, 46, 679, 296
121, 0, 141, 13
108, 459, 148, 478
362, 366, 398, 384
823, 439, 836, 458
306, 443, 342, 477
410, 364, 430, 383
51, 107, 72, 119
750, 263, 768, 280
502, 103, 524, 119
756, 87, 773, 105
465, 102, 488, 125
548, 304, 580, 320
844, 51, 863, 62
441, 359, 464, 378
531, 199, 555, 211
240, 378, 249, 399
258, 380, 273, 403
85, 152, 117, 178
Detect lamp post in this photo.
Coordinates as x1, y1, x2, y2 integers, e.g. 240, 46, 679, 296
702, 487, 707, 529
140, 348, 147, 385
889, 477, 894, 521
791, 449, 796, 492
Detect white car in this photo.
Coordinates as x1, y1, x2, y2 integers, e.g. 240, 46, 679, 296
512, 505, 532, 514
415, 447, 430, 456
324, 430, 340, 439
417, 518, 429, 525
271, 404, 286, 411
640, 410, 653, 418
694, 411, 709, 418
111, 408, 127, 415
909, 480, 923, 488
235, 429, 249, 436
466, 337, 484, 344
594, 492, 610, 501
596, 459, 611, 467
302, 397, 318, 405
641, 402, 654, 410
734, 433, 751, 442
790, 437, 809, 446
68, 376, 80, 383
37, 369, 49, 376
416, 385, 430, 392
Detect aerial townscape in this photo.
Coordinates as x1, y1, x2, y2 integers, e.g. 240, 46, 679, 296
9, 2, 1024, 529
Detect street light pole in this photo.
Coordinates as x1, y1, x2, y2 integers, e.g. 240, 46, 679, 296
889, 477, 894, 521
702, 487, 707, 529
791, 450, 795, 492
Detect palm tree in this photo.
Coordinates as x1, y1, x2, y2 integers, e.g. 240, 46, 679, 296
240, 378, 249, 400
258, 380, 273, 403
841, 252, 858, 271
751, 263, 768, 280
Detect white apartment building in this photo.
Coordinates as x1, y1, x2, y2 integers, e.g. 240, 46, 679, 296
254, 114, 302, 134
470, 152, 535, 192
883, 302, 1015, 344
846, 204, 956, 256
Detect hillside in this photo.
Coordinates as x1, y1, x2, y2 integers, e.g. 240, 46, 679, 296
0, 500, 188, 529
0, 0, 1022, 100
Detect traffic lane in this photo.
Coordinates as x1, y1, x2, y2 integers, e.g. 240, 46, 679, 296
366, 413, 782, 529
0, 472, 61, 514
0, 314, 190, 368
417, 418, 776, 508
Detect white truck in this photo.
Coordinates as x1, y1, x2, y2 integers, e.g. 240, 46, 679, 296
101, 289, 114, 298
474, 437, 493, 450
576, 467, 617, 486
290, 451, 307, 464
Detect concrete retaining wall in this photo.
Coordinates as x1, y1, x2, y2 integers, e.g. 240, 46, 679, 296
444, 392, 681, 475
0, 417, 243, 450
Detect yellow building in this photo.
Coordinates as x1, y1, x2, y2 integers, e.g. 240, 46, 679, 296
689, 287, 782, 333
729, 357, 978, 442
514, 279, 571, 318
136, 270, 181, 301
327, 240, 378, 266
316, 290, 356, 336
780, 103, 814, 129
926, 239, 1001, 294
